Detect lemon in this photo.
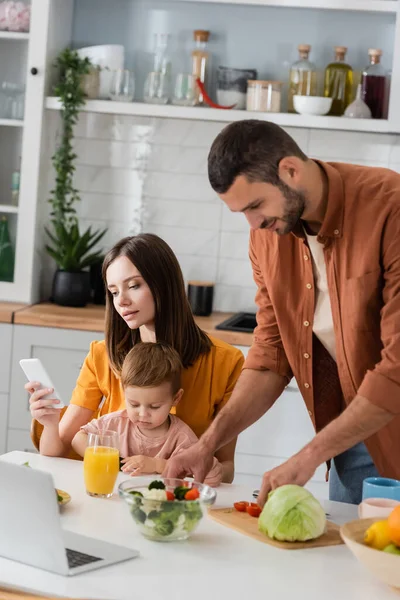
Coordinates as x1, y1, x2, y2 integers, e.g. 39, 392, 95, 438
364, 520, 392, 550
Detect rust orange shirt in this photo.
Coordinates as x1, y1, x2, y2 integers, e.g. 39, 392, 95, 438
244, 160, 400, 478
70, 336, 244, 438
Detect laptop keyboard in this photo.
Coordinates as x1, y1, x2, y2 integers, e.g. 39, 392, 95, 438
66, 548, 102, 569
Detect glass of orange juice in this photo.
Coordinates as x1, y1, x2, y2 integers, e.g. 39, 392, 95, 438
83, 431, 119, 498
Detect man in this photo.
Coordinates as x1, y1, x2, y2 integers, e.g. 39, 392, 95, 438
165, 120, 400, 505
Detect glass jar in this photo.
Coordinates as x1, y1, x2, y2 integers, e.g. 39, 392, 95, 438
288, 44, 317, 113
324, 46, 353, 116
192, 30, 210, 105
361, 49, 386, 119
246, 80, 282, 113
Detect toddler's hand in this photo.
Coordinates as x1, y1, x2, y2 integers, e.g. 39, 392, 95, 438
121, 455, 157, 475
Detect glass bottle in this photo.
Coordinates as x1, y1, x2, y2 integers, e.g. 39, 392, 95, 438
324, 46, 353, 116
11, 161, 20, 206
361, 49, 386, 119
144, 33, 172, 105
0, 215, 15, 282
288, 44, 317, 113
192, 30, 210, 105
344, 84, 371, 119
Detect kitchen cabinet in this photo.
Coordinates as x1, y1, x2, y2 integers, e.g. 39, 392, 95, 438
232, 344, 327, 495
8, 324, 102, 434
0, 324, 13, 453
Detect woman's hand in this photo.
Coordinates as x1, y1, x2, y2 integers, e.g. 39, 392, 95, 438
121, 455, 158, 475
26, 381, 61, 427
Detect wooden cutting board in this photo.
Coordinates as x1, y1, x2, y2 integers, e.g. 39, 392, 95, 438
208, 507, 343, 550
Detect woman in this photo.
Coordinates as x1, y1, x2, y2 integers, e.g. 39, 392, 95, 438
28, 234, 244, 482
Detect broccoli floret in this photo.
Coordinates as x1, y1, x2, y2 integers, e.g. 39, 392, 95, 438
184, 501, 203, 532
131, 506, 146, 524
154, 519, 174, 536
174, 485, 189, 500
128, 490, 143, 498
148, 480, 166, 491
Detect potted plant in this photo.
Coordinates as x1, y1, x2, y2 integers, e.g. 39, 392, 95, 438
45, 48, 106, 307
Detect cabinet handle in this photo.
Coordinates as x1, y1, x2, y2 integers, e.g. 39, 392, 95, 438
30, 67, 38, 75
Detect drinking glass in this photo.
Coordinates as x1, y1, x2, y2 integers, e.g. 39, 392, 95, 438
109, 69, 135, 102
144, 71, 170, 104
172, 73, 196, 106
83, 430, 119, 498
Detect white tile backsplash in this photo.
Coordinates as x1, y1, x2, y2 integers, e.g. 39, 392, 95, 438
54, 114, 400, 313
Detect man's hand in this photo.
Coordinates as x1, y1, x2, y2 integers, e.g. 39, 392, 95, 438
257, 452, 317, 506
121, 455, 157, 475
163, 442, 214, 482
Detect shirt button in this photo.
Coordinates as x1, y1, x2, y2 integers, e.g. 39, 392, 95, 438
303, 255, 309, 261
303, 321, 310, 327
308, 410, 313, 416
334, 229, 340, 235
306, 283, 312, 289
304, 383, 310, 389
304, 353, 310, 359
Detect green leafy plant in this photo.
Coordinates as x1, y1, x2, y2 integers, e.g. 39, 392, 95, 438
45, 48, 106, 272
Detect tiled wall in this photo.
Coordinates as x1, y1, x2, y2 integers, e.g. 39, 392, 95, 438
46, 111, 400, 312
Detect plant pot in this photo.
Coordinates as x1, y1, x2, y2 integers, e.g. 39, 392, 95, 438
90, 260, 106, 305
52, 270, 91, 307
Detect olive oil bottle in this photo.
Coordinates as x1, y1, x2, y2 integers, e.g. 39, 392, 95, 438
324, 46, 353, 116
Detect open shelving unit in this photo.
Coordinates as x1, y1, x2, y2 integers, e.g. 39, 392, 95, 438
173, 0, 398, 11
0, 31, 29, 41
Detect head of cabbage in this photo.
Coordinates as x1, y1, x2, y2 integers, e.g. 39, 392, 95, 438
258, 485, 326, 542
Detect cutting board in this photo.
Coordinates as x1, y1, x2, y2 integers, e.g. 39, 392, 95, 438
208, 507, 343, 550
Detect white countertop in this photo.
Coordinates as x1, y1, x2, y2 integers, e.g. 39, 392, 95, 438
0, 451, 394, 600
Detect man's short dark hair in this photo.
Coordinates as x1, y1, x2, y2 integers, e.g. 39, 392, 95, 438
208, 120, 308, 194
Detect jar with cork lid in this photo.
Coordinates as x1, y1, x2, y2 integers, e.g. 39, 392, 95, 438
288, 44, 317, 113
192, 30, 210, 105
246, 80, 282, 113
361, 49, 386, 119
324, 46, 353, 116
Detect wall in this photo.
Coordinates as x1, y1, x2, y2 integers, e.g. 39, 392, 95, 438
42, 110, 400, 312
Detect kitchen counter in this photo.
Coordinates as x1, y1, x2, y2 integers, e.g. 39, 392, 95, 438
14, 303, 253, 346
0, 451, 391, 600
0, 302, 27, 324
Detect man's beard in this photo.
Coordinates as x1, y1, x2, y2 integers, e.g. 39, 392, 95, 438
260, 182, 306, 235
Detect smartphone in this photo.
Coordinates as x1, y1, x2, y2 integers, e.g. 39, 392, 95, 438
19, 358, 64, 409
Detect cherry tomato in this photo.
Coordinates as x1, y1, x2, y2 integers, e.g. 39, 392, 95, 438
185, 488, 200, 501
166, 491, 175, 501
246, 503, 262, 518
233, 501, 249, 512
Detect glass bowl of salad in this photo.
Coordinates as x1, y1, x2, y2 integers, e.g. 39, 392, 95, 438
118, 477, 217, 541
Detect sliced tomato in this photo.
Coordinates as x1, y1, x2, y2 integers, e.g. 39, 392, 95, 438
185, 488, 200, 501
234, 501, 249, 512
166, 490, 175, 501
246, 503, 262, 518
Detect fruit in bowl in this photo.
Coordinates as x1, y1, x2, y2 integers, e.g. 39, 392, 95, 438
118, 478, 217, 542
340, 505, 400, 589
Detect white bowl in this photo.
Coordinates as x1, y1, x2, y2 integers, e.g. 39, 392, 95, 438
77, 45, 125, 99
293, 95, 332, 116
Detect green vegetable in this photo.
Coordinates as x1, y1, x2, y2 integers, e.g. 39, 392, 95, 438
154, 519, 174, 536
131, 506, 146, 524
383, 543, 400, 555
57, 493, 63, 503
184, 501, 203, 532
258, 485, 326, 542
22, 462, 30, 467
174, 485, 189, 500
128, 490, 144, 498
148, 480, 166, 491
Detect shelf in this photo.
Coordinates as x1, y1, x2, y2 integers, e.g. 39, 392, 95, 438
169, 0, 398, 12
0, 205, 18, 214
0, 31, 29, 40
0, 119, 24, 127
45, 97, 395, 133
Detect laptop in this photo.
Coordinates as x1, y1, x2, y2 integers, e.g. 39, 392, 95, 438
0, 461, 139, 576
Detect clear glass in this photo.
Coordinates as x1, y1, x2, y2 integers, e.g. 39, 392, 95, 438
0, 82, 25, 120
109, 69, 135, 102
361, 56, 386, 119
324, 52, 353, 116
288, 50, 317, 113
172, 73, 196, 106
83, 431, 119, 498
119, 477, 216, 542
144, 71, 170, 104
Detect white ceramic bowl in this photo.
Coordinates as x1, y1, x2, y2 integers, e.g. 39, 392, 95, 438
77, 45, 125, 99
341, 518, 400, 589
358, 498, 400, 519
293, 95, 332, 116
